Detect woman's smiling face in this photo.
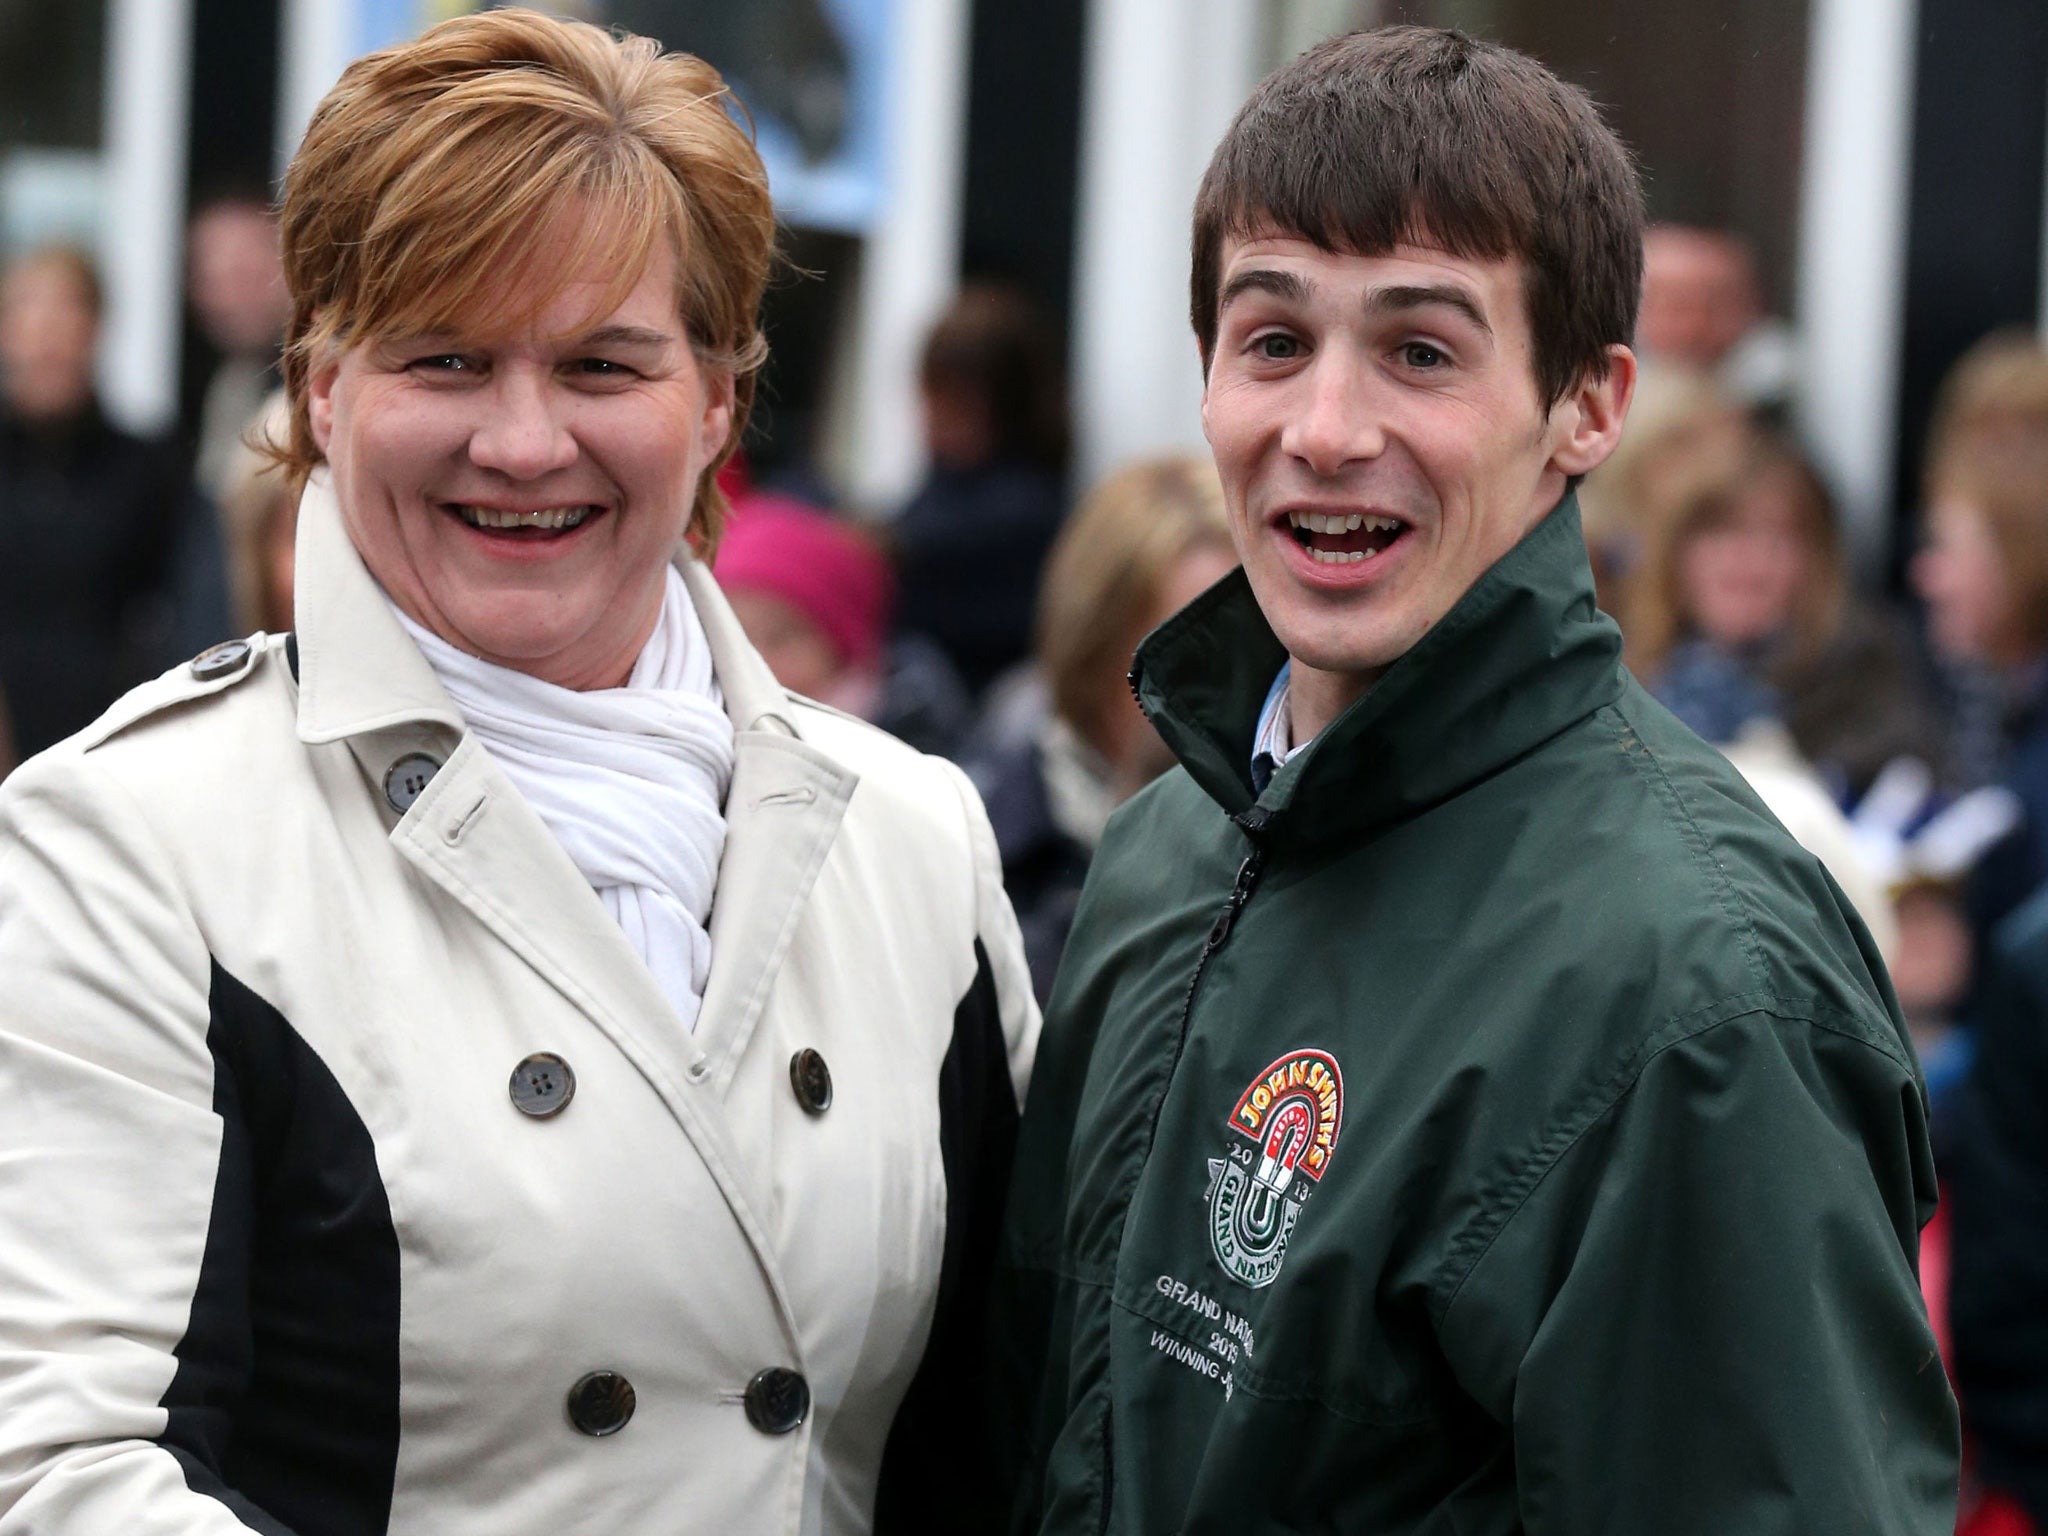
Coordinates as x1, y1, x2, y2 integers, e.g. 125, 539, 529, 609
309, 239, 733, 691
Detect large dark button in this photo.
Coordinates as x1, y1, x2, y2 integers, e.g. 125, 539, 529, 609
190, 639, 251, 680
566, 1370, 635, 1436
789, 1049, 833, 1115
744, 1367, 809, 1435
509, 1053, 575, 1118
382, 753, 442, 814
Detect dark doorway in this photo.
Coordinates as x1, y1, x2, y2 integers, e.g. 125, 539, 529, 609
1893, 0, 2048, 573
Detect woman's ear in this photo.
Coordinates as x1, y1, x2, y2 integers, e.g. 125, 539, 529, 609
307, 358, 339, 456
1549, 344, 1637, 478
698, 367, 737, 466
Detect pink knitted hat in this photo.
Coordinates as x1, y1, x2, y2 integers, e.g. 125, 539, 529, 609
712, 496, 896, 668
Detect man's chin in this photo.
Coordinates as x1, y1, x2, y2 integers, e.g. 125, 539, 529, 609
1259, 589, 1418, 670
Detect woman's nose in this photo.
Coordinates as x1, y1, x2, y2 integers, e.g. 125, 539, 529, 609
467, 374, 578, 479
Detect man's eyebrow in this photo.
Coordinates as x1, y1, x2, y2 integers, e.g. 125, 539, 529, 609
575, 324, 676, 349
1218, 267, 1312, 313
1363, 283, 1492, 336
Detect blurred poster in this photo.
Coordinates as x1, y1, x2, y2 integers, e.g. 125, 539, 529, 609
358, 0, 891, 234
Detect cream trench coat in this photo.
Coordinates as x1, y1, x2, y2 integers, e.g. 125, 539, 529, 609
0, 478, 1038, 1535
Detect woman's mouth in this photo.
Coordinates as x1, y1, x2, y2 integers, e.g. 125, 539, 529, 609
445, 503, 605, 537
1284, 508, 1406, 565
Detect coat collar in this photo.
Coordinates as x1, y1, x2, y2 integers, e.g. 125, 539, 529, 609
1130, 491, 1624, 852
291, 469, 802, 747
292, 471, 467, 744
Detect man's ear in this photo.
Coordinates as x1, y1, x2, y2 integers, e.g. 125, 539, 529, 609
1548, 344, 1636, 478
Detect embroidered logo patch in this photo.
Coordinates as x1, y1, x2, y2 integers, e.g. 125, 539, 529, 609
1205, 1048, 1344, 1288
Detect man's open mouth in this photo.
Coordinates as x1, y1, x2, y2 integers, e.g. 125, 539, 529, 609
446, 503, 605, 538
1284, 508, 1406, 565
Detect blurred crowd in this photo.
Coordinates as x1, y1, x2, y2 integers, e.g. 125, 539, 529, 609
6, 207, 2048, 1527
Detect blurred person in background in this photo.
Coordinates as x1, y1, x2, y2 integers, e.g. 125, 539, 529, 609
1574, 367, 1745, 607
712, 493, 971, 755
1624, 428, 1939, 799
1949, 880, 2048, 1536
219, 390, 298, 635
1635, 221, 1795, 418
0, 246, 189, 759
891, 281, 1069, 695
187, 192, 290, 507
171, 192, 293, 655
969, 454, 1237, 1002
1915, 336, 2048, 934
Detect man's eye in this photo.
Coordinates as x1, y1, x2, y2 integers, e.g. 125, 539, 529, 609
411, 354, 473, 373
1401, 342, 1447, 369
1253, 333, 1301, 360
573, 358, 633, 378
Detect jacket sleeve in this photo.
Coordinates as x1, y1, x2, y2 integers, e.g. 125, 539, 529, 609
870, 758, 1041, 1534
0, 750, 291, 1534
1436, 1006, 1960, 1536
1950, 903, 2048, 1529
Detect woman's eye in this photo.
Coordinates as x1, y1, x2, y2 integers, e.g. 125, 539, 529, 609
573, 358, 633, 378
1401, 342, 1447, 369
1253, 333, 1301, 361
411, 354, 472, 373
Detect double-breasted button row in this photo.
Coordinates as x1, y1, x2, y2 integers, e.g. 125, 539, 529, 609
563, 1368, 809, 1438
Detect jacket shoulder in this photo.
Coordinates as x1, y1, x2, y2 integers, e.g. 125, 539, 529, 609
69, 634, 284, 756
787, 694, 956, 784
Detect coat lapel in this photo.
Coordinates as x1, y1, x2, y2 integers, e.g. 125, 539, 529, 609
680, 563, 859, 1093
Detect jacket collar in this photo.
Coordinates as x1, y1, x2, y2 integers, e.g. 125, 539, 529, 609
291, 470, 800, 746
1130, 491, 1624, 851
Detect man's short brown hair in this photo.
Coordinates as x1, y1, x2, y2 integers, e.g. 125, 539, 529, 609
1190, 26, 1643, 407
277, 8, 774, 550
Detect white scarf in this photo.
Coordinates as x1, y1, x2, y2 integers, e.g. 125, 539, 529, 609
391, 567, 735, 1032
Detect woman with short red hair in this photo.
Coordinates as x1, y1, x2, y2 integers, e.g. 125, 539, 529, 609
0, 12, 1035, 1533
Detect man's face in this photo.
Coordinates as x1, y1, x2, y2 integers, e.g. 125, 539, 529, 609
1637, 227, 1757, 370
188, 202, 289, 355
0, 259, 98, 422
1202, 235, 1627, 710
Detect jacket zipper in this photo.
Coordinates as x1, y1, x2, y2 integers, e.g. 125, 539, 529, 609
1103, 807, 1270, 1532
1135, 804, 1271, 1168
1180, 807, 1270, 1056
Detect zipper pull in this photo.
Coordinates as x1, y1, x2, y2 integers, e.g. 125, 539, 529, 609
1206, 812, 1271, 950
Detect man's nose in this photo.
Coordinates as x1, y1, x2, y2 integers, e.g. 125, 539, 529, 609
467, 372, 578, 479
1280, 354, 1384, 477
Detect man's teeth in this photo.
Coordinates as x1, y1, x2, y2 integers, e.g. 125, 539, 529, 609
1310, 548, 1371, 564
457, 505, 593, 530
1286, 510, 1401, 534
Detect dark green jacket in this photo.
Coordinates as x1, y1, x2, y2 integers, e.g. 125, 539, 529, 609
993, 498, 1959, 1535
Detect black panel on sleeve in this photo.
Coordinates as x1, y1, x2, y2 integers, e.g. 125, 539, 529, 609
157, 958, 400, 1536
873, 940, 1021, 1533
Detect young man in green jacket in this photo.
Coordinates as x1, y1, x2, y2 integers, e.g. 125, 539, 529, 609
992, 26, 1960, 1535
